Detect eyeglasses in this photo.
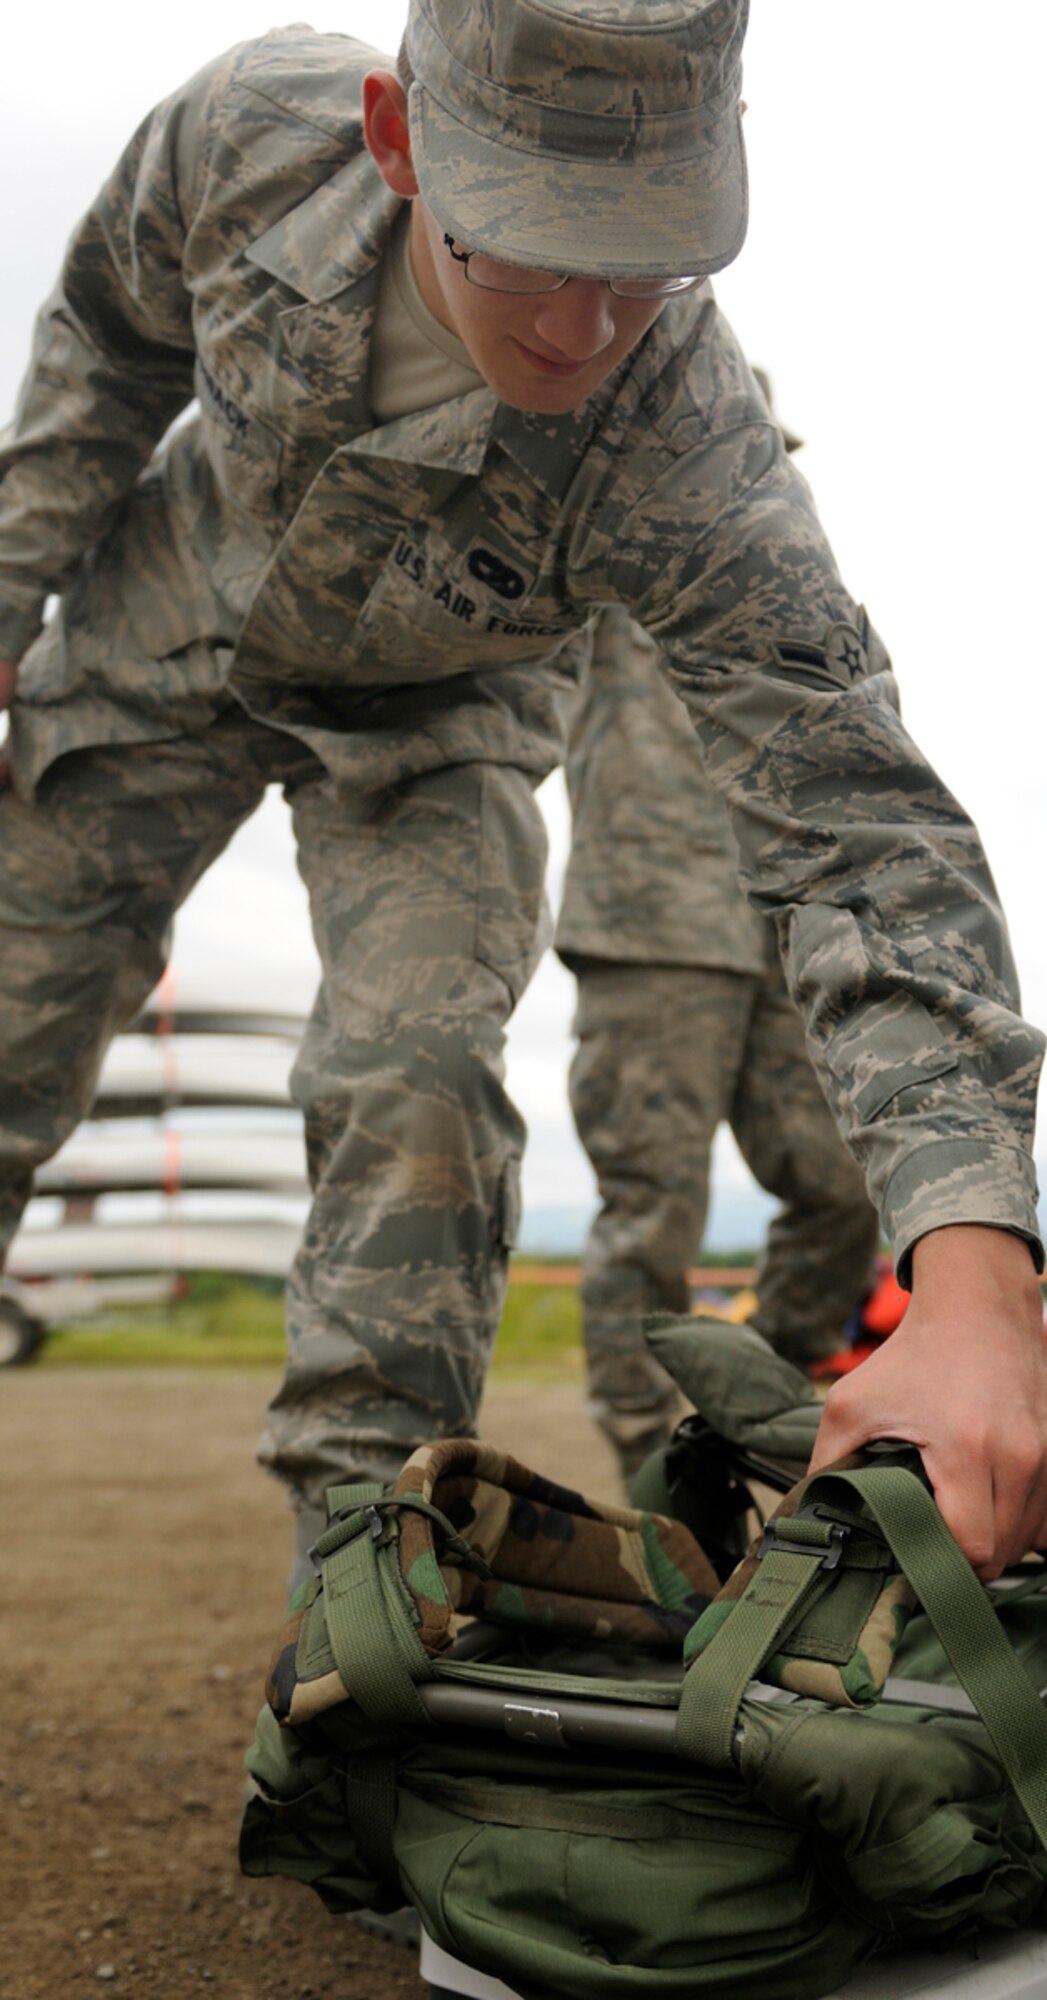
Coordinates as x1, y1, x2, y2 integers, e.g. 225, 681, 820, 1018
442, 235, 701, 300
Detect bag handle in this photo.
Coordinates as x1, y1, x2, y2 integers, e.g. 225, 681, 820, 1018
312, 1482, 492, 1729
675, 1460, 1047, 1848
313, 1482, 433, 1728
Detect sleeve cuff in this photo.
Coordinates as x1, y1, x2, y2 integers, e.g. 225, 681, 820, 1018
884, 1139, 1044, 1290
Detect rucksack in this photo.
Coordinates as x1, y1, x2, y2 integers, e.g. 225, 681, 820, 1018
240, 1319, 1047, 2000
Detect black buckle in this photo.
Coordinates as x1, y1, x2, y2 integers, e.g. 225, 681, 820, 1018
758, 1516, 849, 1571
308, 1502, 384, 1573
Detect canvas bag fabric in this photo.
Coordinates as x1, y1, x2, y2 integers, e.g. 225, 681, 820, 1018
241, 1390, 1047, 2000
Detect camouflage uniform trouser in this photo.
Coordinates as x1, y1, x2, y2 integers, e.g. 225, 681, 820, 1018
0, 701, 548, 1512
567, 948, 880, 1474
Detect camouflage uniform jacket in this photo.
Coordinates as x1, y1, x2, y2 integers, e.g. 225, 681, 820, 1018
0, 27, 1041, 1281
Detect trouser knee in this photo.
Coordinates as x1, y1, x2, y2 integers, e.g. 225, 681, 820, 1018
262, 1012, 525, 1506
293, 1011, 524, 1295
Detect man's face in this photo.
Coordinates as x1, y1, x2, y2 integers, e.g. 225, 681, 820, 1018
409, 198, 669, 415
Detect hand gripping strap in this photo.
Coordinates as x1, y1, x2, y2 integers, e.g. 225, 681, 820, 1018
676, 1463, 1047, 1849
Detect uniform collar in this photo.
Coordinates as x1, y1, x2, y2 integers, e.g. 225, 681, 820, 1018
345, 387, 498, 476
349, 377, 624, 490
244, 148, 639, 490
245, 151, 400, 303
491, 385, 623, 503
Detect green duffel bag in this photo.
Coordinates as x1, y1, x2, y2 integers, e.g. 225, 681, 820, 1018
240, 1402, 1047, 2000
627, 1315, 829, 1569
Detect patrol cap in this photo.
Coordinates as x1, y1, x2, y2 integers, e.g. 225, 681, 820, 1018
404, 0, 749, 281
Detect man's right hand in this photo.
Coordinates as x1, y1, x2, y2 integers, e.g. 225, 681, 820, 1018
0, 658, 16, 787
811, 1225, 1047, 1578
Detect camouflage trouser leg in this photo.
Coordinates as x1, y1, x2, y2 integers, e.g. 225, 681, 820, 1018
568, 961, 755, 1477
258, 759, 549, 1512
0, 714, 280, 1261
730, 944, 880, 1362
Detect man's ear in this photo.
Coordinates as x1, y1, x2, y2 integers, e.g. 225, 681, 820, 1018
363, 71, 419, 197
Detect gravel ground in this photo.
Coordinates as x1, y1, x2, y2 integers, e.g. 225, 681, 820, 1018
0, 1366, 619, 2000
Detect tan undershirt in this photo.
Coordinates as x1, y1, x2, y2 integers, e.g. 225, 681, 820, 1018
370, 208, 485, 422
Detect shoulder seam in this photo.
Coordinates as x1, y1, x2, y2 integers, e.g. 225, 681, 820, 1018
231, 76, 357, 146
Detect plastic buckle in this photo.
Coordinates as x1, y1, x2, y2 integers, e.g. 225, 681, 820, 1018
758, 1517, 849, 1571
308, 1502, 384, 1573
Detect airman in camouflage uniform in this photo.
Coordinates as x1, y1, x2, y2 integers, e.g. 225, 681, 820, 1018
0, 0, 1044, 1574
557, 606, 880, 1478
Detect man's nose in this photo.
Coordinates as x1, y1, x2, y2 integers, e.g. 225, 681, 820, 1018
532, 279, 616, 359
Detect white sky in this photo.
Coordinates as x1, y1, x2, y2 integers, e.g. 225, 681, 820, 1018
1, 1, 1045, 1230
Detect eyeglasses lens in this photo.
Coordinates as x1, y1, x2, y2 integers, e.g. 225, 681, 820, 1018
446, 239, 699, 299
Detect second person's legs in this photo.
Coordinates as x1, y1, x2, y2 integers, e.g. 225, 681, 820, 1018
567, 960, 756, 1481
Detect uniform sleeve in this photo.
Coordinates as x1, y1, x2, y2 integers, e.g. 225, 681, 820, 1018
0, 48, 238, 661
602, 434, 1043, 1283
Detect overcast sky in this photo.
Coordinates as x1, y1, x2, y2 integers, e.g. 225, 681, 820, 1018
2, 1, 1045, 1235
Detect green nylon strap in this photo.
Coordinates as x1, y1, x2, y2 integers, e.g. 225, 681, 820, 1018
675, 1538, 835, 1767
326, 1482, 385, 1520
325, 1488, 385, 1512
767, 1515, 838, 1551
313, 1483, 430, 1877
676, 1462, 1047, 1851
343, 1747, 400, 1884
312, 1483, 385, 1562
317, 1487, 492, 1579
824, 1466, 1047, 1849
315, 1479, 490, 1729
320, 1503, 433, 1729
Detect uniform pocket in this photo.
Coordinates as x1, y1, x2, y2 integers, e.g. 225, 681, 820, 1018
784, 901, 959, 1130
347, 528, 576, 687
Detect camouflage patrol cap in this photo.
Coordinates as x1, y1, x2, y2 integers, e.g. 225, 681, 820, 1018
404, 0, 749, 281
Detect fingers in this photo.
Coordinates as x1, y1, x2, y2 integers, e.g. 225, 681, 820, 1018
809, 1364, 914, 1474
810, 1351, 1047, 1578
919, 1449, 999, 1577
921, 1431, 1047, 1579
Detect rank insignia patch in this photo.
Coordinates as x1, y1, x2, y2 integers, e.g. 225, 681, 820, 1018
824, 622, 867, 683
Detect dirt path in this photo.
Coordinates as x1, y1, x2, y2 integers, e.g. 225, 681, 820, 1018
0, 1368, 619, 2000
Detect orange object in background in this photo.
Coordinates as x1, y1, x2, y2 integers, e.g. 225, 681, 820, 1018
860, 1262, 911, 1337
810, 1256, 910, 1381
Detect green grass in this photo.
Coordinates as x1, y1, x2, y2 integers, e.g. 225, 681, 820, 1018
34, 1268, 585, 1379
31, 1254, 769, 1376
495, 1278, 583, 1381
37, 1274, 287, 1368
